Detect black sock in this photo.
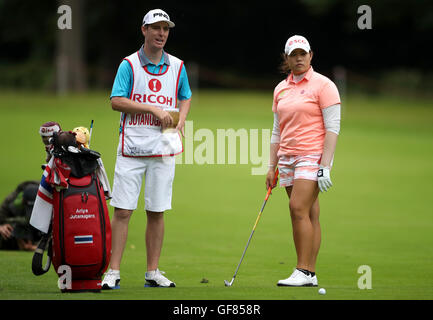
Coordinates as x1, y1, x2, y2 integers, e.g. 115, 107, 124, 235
310, 271, 316, 277
296, 268, 310, 276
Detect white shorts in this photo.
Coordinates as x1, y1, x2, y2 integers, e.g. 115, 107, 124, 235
278, 154, 322, 187
110, 155, 175, 212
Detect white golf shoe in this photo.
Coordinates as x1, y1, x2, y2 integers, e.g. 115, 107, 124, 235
145, 268, 176, 287
277, 268, 313, 287
101, 269, 120, 289
311, 274, 318, 287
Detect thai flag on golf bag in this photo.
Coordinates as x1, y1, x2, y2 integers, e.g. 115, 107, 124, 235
74, 235, 94, 244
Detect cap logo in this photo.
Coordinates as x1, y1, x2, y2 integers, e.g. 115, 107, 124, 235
153, 12, 169, 20
292, 39, 307, 45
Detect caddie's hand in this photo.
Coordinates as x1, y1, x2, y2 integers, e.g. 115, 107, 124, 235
176, 119, 185, 137
317, 165, 332, 192
154, 109, 173, 130
266, 168, 278, 191
0, 224, 14, 240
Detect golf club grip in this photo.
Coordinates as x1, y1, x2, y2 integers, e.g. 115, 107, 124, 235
273, 167, 279, 185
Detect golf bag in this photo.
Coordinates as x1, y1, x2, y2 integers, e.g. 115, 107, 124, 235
32, 131, 111, 292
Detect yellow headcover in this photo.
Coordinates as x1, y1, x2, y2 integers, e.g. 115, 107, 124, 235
73, 126, 90, 148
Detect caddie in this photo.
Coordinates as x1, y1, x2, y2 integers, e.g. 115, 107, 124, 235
102, 8, 192, 289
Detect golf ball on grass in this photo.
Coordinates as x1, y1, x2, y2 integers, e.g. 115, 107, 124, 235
318, 288, 326, 295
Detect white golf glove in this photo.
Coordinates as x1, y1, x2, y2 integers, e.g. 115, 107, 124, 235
317, 165, 332, 192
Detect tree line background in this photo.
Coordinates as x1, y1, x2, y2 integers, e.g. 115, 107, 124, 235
1, 0, 432, 97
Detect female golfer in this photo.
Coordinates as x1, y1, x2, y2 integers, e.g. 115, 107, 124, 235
266, 35, 341, 287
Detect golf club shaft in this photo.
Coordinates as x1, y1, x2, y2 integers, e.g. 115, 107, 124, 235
88, 119, 94, 147
230, 168, 279, 281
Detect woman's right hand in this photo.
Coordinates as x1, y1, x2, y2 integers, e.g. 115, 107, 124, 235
266, 168, 277, 190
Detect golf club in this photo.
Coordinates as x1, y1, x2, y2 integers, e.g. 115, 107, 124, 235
224, 168, 279, 287
88, 119, 94, 148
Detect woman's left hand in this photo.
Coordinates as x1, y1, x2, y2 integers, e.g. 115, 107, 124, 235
318, 165, 332, 192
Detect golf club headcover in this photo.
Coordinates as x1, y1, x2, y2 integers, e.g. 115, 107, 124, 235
72, 126, 90, 148
52, 131, 78, 157
39, 121, 61, 137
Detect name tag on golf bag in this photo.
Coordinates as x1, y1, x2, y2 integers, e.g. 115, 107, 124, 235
51, 173, 111, 292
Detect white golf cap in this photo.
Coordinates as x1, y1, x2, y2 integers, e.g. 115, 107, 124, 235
284, 35, 311, 55
142, 9, 175, 28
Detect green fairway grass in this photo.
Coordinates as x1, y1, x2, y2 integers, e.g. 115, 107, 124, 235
0, 89, 432, 300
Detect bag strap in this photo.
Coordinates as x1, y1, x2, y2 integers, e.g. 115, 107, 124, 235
31, 230, 52, 276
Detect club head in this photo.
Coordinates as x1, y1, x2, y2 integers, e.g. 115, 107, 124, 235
224, 279, 233, 287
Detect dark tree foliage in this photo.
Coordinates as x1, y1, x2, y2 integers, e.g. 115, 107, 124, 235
0, 0, 432, 89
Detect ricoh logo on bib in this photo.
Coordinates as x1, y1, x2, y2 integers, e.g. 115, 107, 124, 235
132, 92, 174, 107
148, 79, 162, 92
129, 79, 174, 108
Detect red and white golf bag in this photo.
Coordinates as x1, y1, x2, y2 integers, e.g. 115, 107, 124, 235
32, 131, 111, 292
51, 173, 111, 292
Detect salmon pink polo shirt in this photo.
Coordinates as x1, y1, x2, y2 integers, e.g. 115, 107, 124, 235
272, 67, 340, 157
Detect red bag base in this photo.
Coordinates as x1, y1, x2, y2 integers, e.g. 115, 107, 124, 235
60, 279, 102, 293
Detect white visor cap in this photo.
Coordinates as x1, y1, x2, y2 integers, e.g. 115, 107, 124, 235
143, 9, 175, 28
284, 35, 311, 55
